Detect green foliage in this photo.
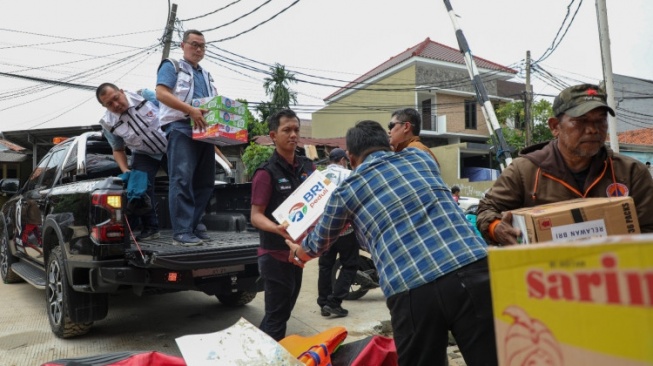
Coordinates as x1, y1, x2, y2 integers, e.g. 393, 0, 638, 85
241, 142, 273, 180
257, 63, 298, 120
237, 98, 268, 139
493, 98, 555, 152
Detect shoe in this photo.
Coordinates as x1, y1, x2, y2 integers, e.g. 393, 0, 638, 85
172, 233, 203, 247
194, 229, 211, 241
323, 304, 348, 318
136, 229, 160, 241
194, 224, 212, 241
320, 306, 330, 317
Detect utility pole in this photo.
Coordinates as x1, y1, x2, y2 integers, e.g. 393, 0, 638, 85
524, 50, 532, 147
161, 3, 178, 61
596, 0, 619, 152
443, 0, 513, 170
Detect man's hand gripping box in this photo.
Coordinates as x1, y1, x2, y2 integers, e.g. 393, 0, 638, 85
272, 170, 336, 241
489, 234, 653, 366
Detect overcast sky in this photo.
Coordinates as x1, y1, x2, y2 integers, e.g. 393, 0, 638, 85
0, 0, 650, 133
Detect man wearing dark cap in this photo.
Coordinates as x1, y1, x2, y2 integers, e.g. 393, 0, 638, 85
477, 83, 653, 245
316, 148, 360, 317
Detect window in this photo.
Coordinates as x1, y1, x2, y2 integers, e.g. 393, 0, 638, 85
465, 100, 477, 130
421, 99, 432, 131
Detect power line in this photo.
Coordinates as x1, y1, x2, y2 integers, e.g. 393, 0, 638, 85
0, 27, 161, 50
206, 0, 302, 43
200, 0, 273, 33
532, 0, 584, 65
181, 0, 243, 21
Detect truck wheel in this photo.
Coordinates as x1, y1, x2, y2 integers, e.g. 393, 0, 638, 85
46, 246, 93, 338
216, 291, 256, 306
0, 224, 23, 284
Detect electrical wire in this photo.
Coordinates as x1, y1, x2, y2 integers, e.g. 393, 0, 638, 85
532, 0, 584, 65
181, 0, 243, 21
200, 0, 273, 33
207, 0, 302, 43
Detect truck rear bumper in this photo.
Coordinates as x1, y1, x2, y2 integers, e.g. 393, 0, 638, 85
88, 263, 261, 295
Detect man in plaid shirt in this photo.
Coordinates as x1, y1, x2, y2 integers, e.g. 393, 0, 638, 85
287, 120, 497, 366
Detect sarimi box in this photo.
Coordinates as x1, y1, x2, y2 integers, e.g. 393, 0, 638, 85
510, 197, 639, 244
272, 170, 337, 241
488, 235, 653, 366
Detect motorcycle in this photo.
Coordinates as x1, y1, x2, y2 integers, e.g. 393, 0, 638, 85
331, 252, 380, 300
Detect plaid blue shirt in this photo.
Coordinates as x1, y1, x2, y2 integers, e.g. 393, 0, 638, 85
302, 148, 488, 297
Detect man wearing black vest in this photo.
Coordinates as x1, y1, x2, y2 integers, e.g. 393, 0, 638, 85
250, 109, 315, 341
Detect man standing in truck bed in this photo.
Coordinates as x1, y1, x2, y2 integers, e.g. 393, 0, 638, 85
96, 83, 167, 241
156, 29, 218, 246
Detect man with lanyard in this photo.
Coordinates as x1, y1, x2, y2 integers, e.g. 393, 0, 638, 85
156, 29, 218, 246
96, 83, 167, 241
250, 109, 315, 341
477, 84, 653, 245
317, 148, 360, 318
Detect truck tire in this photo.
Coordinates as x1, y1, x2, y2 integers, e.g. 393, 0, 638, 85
216, 291, 256, 306
46, 246, 94, 338
0, 223, 23, 284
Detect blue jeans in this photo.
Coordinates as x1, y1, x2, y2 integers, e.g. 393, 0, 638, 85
163, 121, 215, 236
131, 152, 166, 231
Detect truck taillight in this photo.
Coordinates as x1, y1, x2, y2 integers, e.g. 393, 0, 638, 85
91, 191, 124, 243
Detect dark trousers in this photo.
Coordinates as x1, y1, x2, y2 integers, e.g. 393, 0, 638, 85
317, 231, 359, 307
386, 258, 497, 366
131, 152, 166, 231
258, 254, 303, 341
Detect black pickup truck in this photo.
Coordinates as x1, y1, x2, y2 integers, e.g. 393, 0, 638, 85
0, 132, 261, 338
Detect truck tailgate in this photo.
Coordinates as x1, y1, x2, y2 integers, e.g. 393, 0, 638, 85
125, 230, 261, 270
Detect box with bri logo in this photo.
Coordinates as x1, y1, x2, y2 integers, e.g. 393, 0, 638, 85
272, 170, 337, 241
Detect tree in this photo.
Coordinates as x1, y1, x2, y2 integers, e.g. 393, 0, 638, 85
241, 142, 274, 180
494, 99, 554, 152
257, 63, 298, 121
237, 99, 268, 139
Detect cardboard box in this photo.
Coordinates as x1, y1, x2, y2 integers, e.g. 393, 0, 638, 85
488, 234, 653, 366
511, 197, 639, 244
191, 95, 248, 145
192, 123, 248, 145
192, 95, 247, 115
272, 170, 337, 241
202, 110, 246, 129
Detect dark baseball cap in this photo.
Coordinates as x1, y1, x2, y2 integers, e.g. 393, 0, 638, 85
329, 148, 348, 162
553, 84, 615, 118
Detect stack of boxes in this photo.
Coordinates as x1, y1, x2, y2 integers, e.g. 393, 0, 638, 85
191, 95, 248, 145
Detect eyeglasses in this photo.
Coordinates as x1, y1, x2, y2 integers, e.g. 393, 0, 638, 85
187, 41, 206, 50
387, 121, 406, 130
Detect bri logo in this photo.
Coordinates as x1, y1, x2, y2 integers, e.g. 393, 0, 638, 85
288, 202, 308, 222
303, 181, 330, 208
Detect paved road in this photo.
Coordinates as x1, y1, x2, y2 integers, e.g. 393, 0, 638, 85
0, 258, 391, 365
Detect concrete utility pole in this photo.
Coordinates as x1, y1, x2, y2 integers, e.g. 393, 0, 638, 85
161, 3, 178, 61
596, 0, 619, 152
524, 50, 533, 147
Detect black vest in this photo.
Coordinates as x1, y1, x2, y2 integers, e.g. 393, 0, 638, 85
257, 151, 314, 250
